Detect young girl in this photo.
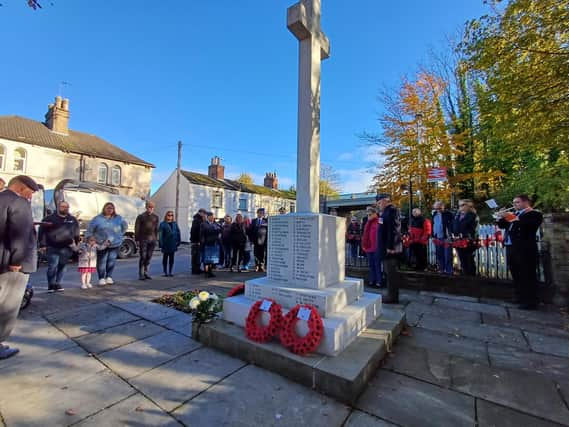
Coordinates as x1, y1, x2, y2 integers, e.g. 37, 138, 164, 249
77, 236, 108, 289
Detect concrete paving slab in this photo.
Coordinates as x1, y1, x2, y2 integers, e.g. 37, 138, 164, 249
398, 327, 489, 363
46, 302, 140, 338
0, 346, 134, 427
75, 319, 167, 354
172, 364, 351, 427
74, 393, 181, 427
482, 313, 569, 340
0, 317, 77, 371
450, 357, 569, 425
344, 410, 398, 427
433, 298, 508, 318
107, 300, 181, 322
154, 311, 193, 337
478, 297, 519, 308
405, 301, 481, 322
399, 290, 434, 305
508, 308, 567, 328
383, 341, 453, 387
557, 380, 569, 411
524, 331, 569, 359
405, 310, 422, 326
130, 347, 246, 412
418, 314, 528, 349
97, 330, 201, 379
357, 370, 475, 427
477, 399, 564, 427
488, 343, 569, 382
420, 291, 479, 303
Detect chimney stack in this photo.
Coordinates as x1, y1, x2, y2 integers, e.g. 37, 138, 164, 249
208, 156, 225, 180
264, 172, 278, 189
45, 96, 70, 135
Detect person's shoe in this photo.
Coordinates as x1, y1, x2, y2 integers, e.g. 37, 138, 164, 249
237, 268, 242, 273
87, 283, 93, 289
207, 271, 216, 278
81, 284, 89, 290
47, 284, 56, 293
139, 274, 146, 280
105, 277, 114, 285
98, 279, 107, 286
241, 267, 249, 272
0, 345, 19, 360
162, 272, 168, 277
168, 273, 174, 277
54, 284, 64, 292
229, 267, 234, 273
144, 273, 152, 280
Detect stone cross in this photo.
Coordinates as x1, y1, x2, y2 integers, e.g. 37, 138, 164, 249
287, 0, 330, 213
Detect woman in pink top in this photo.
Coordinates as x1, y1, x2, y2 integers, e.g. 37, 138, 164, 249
361, 207, 383, 287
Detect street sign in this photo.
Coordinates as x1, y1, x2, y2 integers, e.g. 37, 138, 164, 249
426, 167, 447, 183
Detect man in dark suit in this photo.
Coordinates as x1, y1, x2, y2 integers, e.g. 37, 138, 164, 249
0, 175, 39, 359
497, 194, 543, 310
376, 194, 402, 304
249, 208, 268, 272
432, 200, 454, 274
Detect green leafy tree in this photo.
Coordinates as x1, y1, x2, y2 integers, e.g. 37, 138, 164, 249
236, 173, 254, 185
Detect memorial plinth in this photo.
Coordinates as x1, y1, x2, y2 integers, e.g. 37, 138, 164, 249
223, 213, 383, 356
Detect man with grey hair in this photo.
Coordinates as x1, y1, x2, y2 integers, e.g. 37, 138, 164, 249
0, 175, 39, 359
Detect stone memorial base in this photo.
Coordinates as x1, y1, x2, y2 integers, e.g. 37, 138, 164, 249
223, 291, 381, 356
194, 307, 406, 405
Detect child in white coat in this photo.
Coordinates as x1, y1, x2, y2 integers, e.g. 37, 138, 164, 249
77, 236, 108, 289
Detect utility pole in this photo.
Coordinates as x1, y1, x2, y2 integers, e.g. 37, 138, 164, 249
175, 141, 182, 222
416, 113, 423, 210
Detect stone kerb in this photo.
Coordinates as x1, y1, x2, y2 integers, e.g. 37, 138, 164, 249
267, 213, 345, 290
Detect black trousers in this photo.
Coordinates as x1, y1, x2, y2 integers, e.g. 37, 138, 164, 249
191, 243, 201, 273
138, 240, 156, 270
162, 252, 175, 274
507, 244, 539, 305
231, 243, 245, 268
254, 243, 267, 268
457, 247, 476, 276
410, 243, 427, 271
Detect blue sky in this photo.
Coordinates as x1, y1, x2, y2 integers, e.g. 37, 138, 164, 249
0, 0, 489, 194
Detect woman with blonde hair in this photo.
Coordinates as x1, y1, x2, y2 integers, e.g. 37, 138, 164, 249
159, 211, 181, 277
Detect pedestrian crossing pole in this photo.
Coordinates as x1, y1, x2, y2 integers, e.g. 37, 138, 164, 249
175, 140, 182, 222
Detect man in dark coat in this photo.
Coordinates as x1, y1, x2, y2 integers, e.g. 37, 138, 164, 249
432, 200, 454, 274
190, 208, 206, 274
0, 175, 39, 359
376, 194, 403, 303
249, 208, 268, 272
135, 201, 159, 280
38, 200, 80, 292
497, 194, 543, 310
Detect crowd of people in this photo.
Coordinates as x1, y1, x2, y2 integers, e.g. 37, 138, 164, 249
353, 194, 543, 310
190, 207, 271, 277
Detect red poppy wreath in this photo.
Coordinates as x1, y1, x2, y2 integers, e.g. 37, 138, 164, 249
245, 298, 283, 343
226, 284, 245, 297
280, 304, 323, 355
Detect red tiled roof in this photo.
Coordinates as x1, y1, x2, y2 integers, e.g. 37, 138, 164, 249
0, 115, 154, 167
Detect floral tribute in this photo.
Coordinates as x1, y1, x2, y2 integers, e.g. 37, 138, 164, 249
226, 284, 245, 297
154, 290, 222, 323
245, 298, 283, 343
280, 304, 323, 356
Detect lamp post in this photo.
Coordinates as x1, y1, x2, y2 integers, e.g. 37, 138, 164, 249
415, 112, 423, 209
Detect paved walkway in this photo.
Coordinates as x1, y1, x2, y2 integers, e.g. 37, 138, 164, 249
1, 271, 568, 427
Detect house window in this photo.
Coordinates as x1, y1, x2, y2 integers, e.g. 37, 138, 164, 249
212, 191, 223, 208
239, 197, 247, 211
0, 145, 5, 170
98, 163, 108, 184
111, 165, 121, 186
13, 148, 26, 172
289, 202, 296, 213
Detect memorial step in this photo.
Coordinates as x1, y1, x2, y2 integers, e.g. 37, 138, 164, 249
222, 292, 382, 356
245, 276, 364, 317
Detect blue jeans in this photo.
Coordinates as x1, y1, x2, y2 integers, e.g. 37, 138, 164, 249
435, 245, 453, 274
97, 247, 119, 280
46, 246, 73, 285
366, 251, 383, 284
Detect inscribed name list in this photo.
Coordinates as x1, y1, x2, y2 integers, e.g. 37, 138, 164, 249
268, 215, 318, 285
